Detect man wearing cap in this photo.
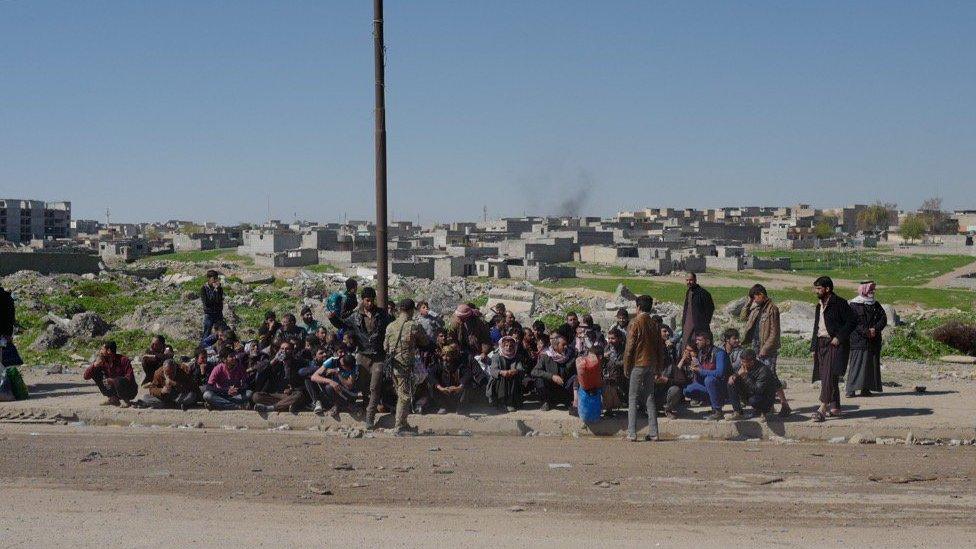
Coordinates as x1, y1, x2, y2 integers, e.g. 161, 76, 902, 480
329, 287, 392, 429
383, 298, 430, 436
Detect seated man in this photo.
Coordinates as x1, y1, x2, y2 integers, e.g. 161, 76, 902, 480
601, 328, 628, 416
682, 331, 730, 420
280, 313, 307, 341
727, 349, 783, 419
429, 344, 476, 415
139, 358, 198, 410
83, 341, 137, 407
252, 340, 309, 414
655, 340, 691, 420
305, 353, 360, 420
299, 306, 320, 335
488, 336, 527, 412
140, 335, 173, 386
257, 311, 281, 349
203, 347, 251, 410
531, 333, 577, 412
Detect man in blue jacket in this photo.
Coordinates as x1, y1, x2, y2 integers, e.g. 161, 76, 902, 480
682, 330, 730, 420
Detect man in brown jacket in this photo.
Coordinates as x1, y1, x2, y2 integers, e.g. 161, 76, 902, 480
624, 294, 666, 442
739, 284, 791, 417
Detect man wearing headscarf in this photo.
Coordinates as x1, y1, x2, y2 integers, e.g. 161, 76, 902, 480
488, 336, 528, 412
447, 303, 491, 361
846, 281, 887, 398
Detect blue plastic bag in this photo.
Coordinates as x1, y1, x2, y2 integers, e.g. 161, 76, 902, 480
577, 387, 603, 424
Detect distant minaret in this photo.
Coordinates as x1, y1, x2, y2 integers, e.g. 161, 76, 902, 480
105, 207, 111, 226
483, 205, 488, 222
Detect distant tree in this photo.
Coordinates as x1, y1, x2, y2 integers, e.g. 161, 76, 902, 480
899, 214, 927, 243
918, 196, 949, 233
857, 202, 896, 232
814, 218, 836, 240
179, 223, 204, 236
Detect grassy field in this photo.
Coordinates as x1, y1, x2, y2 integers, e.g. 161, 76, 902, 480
752, 249, 974, 286
137, 248, 254, 265
538, 276, 975, 311
303, 263, 342, 274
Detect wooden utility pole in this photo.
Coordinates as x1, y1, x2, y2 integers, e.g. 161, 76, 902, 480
373, 0, 389, 308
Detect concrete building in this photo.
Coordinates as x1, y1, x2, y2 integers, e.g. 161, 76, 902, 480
0, 199, 71, 244
497, 238, 575, 264
238, 229, 303, 256
254, 248, 319, 268
99, 238, 148, 262
173, 233, 238, 251
70, 219, 100, 236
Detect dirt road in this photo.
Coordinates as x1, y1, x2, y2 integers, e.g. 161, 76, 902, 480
1, 423, 973, 547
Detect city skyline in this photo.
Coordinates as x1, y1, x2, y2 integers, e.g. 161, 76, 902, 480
3, 1, 974, 224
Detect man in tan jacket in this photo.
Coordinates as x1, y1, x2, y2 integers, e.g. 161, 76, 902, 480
739, 284, 791, 417
383, 298, 430, 435
624, 295, 666, 442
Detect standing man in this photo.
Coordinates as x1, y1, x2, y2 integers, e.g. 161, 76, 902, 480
740, 284, 791, 416
329, 287, 391, 429
200, 270, 225, 340
383, 299, 429, 436
623, 295, 665, 442
340, 278, 359, 319
0, 283, 24, 368
809, 276, 858, 422
681, 272, 714, 348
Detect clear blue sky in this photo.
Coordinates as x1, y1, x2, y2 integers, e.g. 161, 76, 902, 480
2, 1, 973, 224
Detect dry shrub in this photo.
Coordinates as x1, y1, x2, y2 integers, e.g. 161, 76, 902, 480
931, 321, 976, 355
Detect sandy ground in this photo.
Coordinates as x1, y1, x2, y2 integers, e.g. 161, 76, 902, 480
5, 360, 974, 443
0, 423, 974, 547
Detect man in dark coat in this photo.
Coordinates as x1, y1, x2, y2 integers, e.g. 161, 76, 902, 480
328, 287, 391, 427
681, 272, 714, 347
0, 283, 24, 367
809, 276, 858, 422
846, 281, 888, 397
200, 270, 225, 340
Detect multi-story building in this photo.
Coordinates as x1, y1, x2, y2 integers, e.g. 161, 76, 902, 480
0, 199, 72, 244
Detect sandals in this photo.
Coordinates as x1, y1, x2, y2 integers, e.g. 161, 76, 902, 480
827, 408, 843, 418
810, 411, 826, 423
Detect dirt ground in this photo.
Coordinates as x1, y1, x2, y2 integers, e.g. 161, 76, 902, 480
1, 423, 974, 547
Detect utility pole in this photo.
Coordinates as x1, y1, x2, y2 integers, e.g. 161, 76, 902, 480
373, 0, 389, 308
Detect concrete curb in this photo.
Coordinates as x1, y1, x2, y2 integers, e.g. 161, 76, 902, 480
3, 404, 973, 443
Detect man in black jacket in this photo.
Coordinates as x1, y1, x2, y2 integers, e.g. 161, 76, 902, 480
681, 272, 715, 347
809, 276, 858, 422
1, 283, 24, 367
252, 340, 308, 413
727, 349, 781, 419
328, 287, 391, 427
200, 270, 225, 341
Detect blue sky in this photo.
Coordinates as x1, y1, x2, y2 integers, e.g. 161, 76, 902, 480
2, 1, 973, 224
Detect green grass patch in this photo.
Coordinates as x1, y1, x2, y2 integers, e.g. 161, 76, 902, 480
304, 263, 342, 274
538, 277, 809, 306
471, 295, 489, 308
140, 248, 254, 265
538, 276, 973, 312
752, 249, 974, 286
566, 262, 633, 277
